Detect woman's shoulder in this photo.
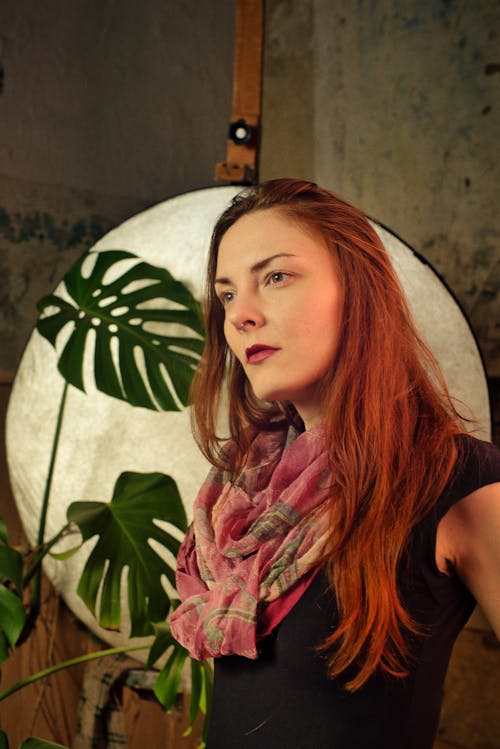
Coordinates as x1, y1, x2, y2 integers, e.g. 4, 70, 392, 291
437, 433, 500, 519
454, 432, 500, 483
436, 436, 500, 636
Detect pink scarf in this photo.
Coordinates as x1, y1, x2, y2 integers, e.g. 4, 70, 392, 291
170, 423, 332, 660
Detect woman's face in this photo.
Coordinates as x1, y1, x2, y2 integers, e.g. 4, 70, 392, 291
214, 208, 343, 429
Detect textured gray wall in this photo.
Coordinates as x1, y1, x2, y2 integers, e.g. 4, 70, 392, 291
261, 0, 500, 377
1, 0, 498, 377
0, 0, 236, 199
0, 0, 236, 376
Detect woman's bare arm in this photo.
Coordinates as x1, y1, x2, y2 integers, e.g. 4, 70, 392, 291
437, 482, 500, 638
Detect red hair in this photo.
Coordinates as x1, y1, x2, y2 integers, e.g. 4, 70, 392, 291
190, 179, 462, 689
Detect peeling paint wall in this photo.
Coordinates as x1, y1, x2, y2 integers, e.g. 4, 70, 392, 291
0, 0, 236, 376
262, 0, 500, 378
0, 174, 148, 371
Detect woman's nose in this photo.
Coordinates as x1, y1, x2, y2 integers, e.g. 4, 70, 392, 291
228, 295, 265, 331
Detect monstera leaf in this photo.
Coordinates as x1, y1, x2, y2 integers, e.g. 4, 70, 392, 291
148, 622, 212, 745
0, 585, 25, 666
0, 521, 25, 665
36, 250, 204, 410
67, 471, 187, 637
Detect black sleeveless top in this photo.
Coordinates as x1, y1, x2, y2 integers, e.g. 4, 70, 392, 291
206, 435, 500, 748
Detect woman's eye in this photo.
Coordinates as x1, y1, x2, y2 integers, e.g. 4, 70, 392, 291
267, 271, 289, 285
220, 291, 234, 305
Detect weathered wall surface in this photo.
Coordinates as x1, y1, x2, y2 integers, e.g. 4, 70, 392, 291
261, 0, 500, 377
1, 1, 498, 381
0, 1, 236, 199
0, 0, 236, 376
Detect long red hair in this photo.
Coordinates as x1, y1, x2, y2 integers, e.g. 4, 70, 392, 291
190, 179, 462, 689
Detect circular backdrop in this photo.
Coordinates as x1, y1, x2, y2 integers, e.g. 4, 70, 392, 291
6, 185, 490, 653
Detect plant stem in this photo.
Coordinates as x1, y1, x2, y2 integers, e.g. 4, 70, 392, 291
37, 382, 69, 547
0, 644, 148, 702
30, 382, 69, 621
23, 524, 71, 587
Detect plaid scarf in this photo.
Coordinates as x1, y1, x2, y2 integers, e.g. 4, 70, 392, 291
170, 423, 331, 660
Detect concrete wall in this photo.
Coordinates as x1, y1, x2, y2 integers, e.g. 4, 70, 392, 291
1, 1, 498, 379
261, 0, 500, 380
0, 0, 236, 376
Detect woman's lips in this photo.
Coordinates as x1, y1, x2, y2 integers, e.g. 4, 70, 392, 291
245, 345, 279, 364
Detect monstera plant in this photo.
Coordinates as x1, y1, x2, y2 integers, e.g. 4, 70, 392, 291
0, 250, 212, 748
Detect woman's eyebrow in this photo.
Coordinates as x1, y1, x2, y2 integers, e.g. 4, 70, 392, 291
214, 253, 296, 285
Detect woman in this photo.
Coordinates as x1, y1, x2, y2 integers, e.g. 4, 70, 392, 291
170, 179, 500, 748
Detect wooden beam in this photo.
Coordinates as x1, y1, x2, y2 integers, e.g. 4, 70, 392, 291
215, 0, 264, 185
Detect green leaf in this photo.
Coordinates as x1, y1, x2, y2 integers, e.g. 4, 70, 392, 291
0, 728, 9, 749
0, 518, 8, 544
68, 471, 187, 637
188, 658, 204, 727
0, 545, 23, 593
0, 631, 9, 666
0, 584, 26, 650
49, 543, 83, 561
200, 661, 213, 747
153, 643, 189, 712
36, 250, 204, 411
20, 739, 70, 749
147, 621, 177, 668
148, 627, 213, 738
